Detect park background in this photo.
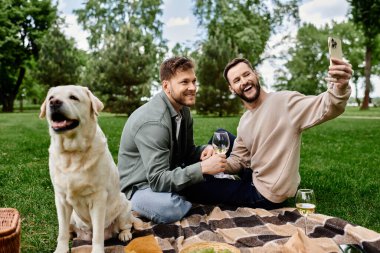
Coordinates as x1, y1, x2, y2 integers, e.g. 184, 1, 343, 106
1, 0, 380, 252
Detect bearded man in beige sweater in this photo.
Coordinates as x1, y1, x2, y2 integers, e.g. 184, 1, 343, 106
224, 57, 352, 204
181, 57, 352, 209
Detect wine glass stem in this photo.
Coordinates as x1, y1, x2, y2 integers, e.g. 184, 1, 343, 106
304, 215, 308, 235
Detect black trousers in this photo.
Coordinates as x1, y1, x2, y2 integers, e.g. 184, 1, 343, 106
179, 129, 284, 210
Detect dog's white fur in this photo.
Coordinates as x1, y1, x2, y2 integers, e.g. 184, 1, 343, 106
40, 85, 140, 253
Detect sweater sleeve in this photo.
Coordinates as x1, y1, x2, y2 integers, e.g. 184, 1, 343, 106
134, 123, 204, 193
226, 135, 251, 174
287, 86, 351, 131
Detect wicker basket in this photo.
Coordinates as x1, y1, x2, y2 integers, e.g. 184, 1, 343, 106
180, 241, 240, 253
0, 208, 21, 253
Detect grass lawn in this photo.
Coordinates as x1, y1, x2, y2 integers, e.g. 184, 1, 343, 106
0, 107, 379, 252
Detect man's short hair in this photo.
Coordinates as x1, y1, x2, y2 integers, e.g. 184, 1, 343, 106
160, 57, 195, 82
223, 58, 255, 84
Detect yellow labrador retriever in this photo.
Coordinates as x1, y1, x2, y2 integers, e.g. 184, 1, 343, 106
40, 85, 140, 253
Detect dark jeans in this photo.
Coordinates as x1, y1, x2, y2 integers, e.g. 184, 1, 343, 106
179, 129, 284, 210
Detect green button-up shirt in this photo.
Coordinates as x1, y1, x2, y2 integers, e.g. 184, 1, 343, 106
118, 91, 205, 199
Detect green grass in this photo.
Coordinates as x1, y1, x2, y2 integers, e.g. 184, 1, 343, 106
0, 107, 379, 252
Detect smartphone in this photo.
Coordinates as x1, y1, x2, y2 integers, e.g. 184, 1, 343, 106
328, 37, 343, 64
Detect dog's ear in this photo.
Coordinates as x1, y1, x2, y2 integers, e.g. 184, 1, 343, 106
39, 98, 47, 119
86, 88, 104, 116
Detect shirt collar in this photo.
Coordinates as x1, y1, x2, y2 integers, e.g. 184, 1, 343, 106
159, 91, 181, 118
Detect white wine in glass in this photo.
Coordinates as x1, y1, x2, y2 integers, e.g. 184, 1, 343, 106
295, 189, 316, 235
212, 131, 230, 178
212, 131, 230, 155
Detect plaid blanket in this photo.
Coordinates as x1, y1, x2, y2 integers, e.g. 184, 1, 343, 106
71, 205, 380, 253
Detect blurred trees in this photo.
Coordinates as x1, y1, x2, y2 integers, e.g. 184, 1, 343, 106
347, 0, 380, 110
0, 0, 57, 112
75, 0, 166, 114
1, 0, 379, 114
274, 24, 329, 95
274, 22, 365, 105
195, 32, 241, 116
82, 25, 160, 113
35, 22, 86, 88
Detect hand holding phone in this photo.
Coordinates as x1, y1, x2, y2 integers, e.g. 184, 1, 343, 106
328, 37, 343, 65
326, 36, 352, 89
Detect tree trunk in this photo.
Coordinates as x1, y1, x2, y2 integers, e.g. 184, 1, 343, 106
1, 67, 26, 112
353, 79, 361, 107
360, 45, 372, 110
2, 97, 15, 112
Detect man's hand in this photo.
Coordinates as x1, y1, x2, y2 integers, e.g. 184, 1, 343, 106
326, 58, 353, 90
200, 145, 214, 161
200, 154, 227, 175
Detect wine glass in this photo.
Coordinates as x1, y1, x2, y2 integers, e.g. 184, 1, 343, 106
295, 189, 316, 235
212, 131, 230, 178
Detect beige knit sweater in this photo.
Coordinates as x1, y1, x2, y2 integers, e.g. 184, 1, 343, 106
227, 86, 351, 203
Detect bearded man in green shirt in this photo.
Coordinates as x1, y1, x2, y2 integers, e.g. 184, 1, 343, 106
118, 57, 226, 224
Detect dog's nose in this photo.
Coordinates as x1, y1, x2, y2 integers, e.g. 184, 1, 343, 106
50, 99, 63, 110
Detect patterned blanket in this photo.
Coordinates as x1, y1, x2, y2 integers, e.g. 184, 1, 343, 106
71, 205, 380, 253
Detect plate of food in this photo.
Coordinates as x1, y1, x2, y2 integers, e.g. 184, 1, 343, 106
180, 241, 240, 253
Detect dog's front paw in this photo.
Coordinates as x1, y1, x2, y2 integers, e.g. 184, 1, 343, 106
118, 229, 132, 241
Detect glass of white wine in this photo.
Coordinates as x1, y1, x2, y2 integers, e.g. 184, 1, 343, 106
212, 131, 230, 178
295, 189, 316, 235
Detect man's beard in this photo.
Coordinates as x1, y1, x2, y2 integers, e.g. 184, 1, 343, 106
170, 86, 196, 107
234, 80, 261, 103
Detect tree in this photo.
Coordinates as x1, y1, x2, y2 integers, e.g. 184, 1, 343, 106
274, 24, 328, 95
74, 0, 164, 50
82, 25, 162, 114
195, 31, 241, 116
348, 0, 380, 109
274, 22, 365, 98
0, 0, 57, 112
194, 0, 269, 66
74, 0, 166, 113
35, 22, 86, 88
171, 43, 192, 58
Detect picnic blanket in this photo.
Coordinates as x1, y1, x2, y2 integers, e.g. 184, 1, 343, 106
71, 205, 380, 253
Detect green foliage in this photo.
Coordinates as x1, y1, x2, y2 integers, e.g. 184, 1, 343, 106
17, 59, 46, 107
0, 0, 57, 112
195, 33, 242, 116
74, 0, 164, 50
274, 21, 366, 96
348, 0, 380, 48
75, 0, 166, 114
171, 43, 193, 58
34, 22, 87, 87
193, 0, 272, 66
274, 24, 329, 95
82, 25, 163, 114
347, 0, 380, 109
